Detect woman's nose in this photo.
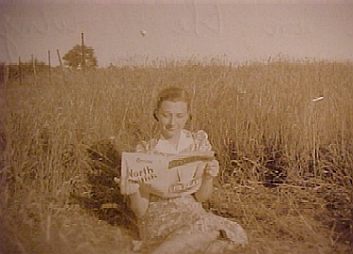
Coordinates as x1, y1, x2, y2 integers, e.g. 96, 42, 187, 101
168, 115, 176, 125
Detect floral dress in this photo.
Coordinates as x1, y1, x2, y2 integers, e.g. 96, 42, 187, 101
132, 129, 248, 253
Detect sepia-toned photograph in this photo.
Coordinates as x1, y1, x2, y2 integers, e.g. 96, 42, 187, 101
0, 0, 352, 253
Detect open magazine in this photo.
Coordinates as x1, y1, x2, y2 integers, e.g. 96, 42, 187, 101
120, 151, 215, 196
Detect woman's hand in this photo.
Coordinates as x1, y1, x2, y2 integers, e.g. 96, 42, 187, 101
114, 177, 141, 195
195, 159, 219, 202
204, 160, 219, 178
114, 177, 149, 218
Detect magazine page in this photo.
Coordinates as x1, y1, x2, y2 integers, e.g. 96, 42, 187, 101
120, 151, 215, 196
168, 151, 215, 169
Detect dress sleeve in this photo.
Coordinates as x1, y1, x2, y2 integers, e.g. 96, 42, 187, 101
135, 141, 147, 153
135, 139, 158, 153
193, 130, 213, 152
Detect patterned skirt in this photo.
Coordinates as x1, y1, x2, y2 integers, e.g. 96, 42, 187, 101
136, 194, 248, 253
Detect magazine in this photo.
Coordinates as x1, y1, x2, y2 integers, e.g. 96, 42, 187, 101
120, 151, 215, 196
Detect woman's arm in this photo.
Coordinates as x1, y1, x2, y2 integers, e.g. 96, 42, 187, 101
128, 186, 150, 218
194, 175, 214, 202
194, 159, 219, 202
127, 142, 151, 218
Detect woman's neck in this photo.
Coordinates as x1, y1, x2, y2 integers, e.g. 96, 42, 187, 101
161, 130, 182, 147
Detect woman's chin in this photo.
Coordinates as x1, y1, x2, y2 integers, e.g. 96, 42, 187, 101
162, 129, 181, 139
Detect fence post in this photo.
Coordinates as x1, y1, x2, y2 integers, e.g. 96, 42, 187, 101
18, 56, 22, 86
0, 63, 6, 89
32, 54, 37, 86
5, 64, 9, 86
81, 32, 85, 71
56, 49, 66, 84
48, 50, 52, 84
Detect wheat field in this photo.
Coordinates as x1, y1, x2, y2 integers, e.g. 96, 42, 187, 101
0, 59, 352, 253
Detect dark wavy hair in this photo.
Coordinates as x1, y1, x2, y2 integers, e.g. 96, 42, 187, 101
154, 87, 191, 121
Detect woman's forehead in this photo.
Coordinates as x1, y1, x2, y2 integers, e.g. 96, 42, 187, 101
159, 100, 188, 111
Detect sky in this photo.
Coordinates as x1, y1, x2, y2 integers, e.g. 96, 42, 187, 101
1, 0, 353, 67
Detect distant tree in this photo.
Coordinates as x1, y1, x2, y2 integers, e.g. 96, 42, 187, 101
63, 44, 97, 69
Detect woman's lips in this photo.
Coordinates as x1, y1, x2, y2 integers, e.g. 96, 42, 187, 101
166, 127, 178, 132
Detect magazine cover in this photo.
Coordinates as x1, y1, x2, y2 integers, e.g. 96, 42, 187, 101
120, 151, 215, 196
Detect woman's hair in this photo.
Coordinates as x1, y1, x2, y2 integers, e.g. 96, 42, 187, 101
154, 86, 191, 121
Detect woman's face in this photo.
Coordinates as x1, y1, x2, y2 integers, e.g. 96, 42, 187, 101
156, 100, 189, 139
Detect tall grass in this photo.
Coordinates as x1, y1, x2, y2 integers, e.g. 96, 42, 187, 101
1, 59, 352, 253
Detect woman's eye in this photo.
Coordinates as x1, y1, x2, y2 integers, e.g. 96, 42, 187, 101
177, 114, 185, 118
160, 113, 186, 118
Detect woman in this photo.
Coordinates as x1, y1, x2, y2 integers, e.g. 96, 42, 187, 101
124, 87, 247, 253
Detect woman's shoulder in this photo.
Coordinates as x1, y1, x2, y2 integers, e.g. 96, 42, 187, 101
190, 129, 208, 140
190, 129, 212, 152
135, 138, 159, 153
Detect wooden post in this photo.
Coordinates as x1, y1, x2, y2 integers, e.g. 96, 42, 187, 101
56, 49, 66, 83
32, 54, 37, 86
57, 49, 63, 67
48, 50, 52, 84
81, 32, 85, 70
0, 63, 5, 88
18, 56, 22, 86
2, 64, 9, 87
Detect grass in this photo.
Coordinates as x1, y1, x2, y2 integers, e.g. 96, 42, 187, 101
0, 58, 352, 253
